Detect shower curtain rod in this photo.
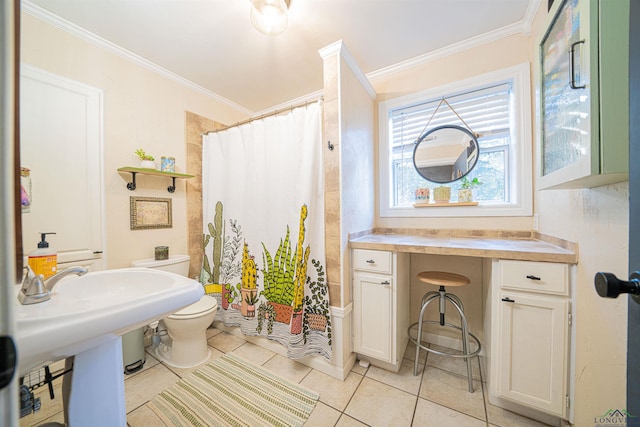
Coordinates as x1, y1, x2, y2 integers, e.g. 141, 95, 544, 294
202, 96, 324, 135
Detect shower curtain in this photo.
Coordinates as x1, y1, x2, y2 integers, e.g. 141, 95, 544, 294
201, 102, 331, 360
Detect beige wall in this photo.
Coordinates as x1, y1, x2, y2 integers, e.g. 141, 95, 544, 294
20, 12, 248, 270
369, 4, 628, 424
338, 58, 376, 307
371, 33, 534, 231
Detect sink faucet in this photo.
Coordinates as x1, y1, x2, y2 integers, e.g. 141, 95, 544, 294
18, 265, 89, 305
44, 266, 89, 292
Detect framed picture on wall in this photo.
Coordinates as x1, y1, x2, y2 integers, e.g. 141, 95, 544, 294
130, 196, 172, 230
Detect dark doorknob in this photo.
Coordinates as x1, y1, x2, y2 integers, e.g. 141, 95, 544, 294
594, 271, 640, 298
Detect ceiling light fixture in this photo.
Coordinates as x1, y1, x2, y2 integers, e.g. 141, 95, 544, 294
250, 0, 290, 36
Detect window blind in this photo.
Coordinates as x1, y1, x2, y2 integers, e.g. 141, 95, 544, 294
390, 83, 512, 149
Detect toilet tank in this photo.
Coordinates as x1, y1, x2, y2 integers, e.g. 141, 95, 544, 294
130, 254, 190, 277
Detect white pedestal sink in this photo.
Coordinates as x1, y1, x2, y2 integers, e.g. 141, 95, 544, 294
14, 268, 204, 426
63, 336, 127, 426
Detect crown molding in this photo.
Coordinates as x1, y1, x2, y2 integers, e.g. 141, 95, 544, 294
319, 40, 377, 100
318, 39, 343, 59
21, 0, 255, 117
521, 0, 542, 35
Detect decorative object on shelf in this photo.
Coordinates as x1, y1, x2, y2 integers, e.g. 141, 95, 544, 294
135, 148, 156, 169
130, 196, 172, 230
117, 167, 194, 193
161, 156, 175, 173
433, 186, 451, 203
155, 246, 169, 261
458, 177, 482, 203
414, 187, 430, 203
458, 189, 474, 203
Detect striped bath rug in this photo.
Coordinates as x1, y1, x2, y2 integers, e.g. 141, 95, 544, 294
148, 353, 319, 427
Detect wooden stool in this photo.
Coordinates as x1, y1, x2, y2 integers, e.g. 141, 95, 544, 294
408, 271, 481, 392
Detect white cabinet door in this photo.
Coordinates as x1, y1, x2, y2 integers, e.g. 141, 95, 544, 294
496, 291, 569, 418
353, 271, 393, 362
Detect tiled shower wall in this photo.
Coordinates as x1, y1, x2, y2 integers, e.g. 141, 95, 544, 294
322, 53, 343, 308
185, 111, 223, 280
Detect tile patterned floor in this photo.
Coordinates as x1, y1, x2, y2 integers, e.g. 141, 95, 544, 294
20, 327, 552, 427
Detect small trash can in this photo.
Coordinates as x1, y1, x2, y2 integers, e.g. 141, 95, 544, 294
122, 327, 146, 374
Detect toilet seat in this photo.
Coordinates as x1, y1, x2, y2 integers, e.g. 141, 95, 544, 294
168, 296, 217, 319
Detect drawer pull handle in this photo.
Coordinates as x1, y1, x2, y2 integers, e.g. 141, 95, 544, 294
526, 275, 541, 281
366, 259, 375, 264
380, 280, 390, 285
502, 297, 515, 303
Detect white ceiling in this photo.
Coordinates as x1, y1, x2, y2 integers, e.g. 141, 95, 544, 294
24, 0, 538, 114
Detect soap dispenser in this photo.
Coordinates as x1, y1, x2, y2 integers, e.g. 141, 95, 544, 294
28, 232, 57, 279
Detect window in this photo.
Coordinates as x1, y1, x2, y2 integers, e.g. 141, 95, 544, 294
379, 63, 532, 217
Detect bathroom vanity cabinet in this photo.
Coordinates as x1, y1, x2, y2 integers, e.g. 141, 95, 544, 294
538, 0, 629, 189
349, 230, 577, 424
352, 249, 409, 372
489, 259, 572, 420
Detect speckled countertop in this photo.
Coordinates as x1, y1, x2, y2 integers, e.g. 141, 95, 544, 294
349, 228, 578, 264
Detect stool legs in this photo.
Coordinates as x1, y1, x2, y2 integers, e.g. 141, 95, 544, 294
443, 293, 474, 392
447, 295, 474, 393
411, 287, 479, 393
414, 291, 439, 375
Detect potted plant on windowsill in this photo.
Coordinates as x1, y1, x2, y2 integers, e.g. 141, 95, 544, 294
433, 185, 451, 203
458, 177, 482, 203
135, 148, 156, 169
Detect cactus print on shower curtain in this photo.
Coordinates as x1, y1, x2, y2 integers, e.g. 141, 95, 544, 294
202, 201, 331, 360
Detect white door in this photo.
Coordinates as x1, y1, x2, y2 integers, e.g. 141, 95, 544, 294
19, 65, 104, 267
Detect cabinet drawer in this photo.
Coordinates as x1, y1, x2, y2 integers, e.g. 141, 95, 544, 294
353, 249, 392, 274
499, 260, 568, 296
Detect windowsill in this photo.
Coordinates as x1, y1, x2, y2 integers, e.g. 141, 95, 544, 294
380, 201, 532, 218
413, 201, 479, 207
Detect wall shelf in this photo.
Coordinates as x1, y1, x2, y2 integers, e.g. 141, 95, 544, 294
117, 167, 194, 193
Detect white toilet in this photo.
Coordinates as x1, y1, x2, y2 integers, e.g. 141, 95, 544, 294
131, 254, 217, 368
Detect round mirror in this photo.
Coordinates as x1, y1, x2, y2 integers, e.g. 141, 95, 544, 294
412, 125, 479, 183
